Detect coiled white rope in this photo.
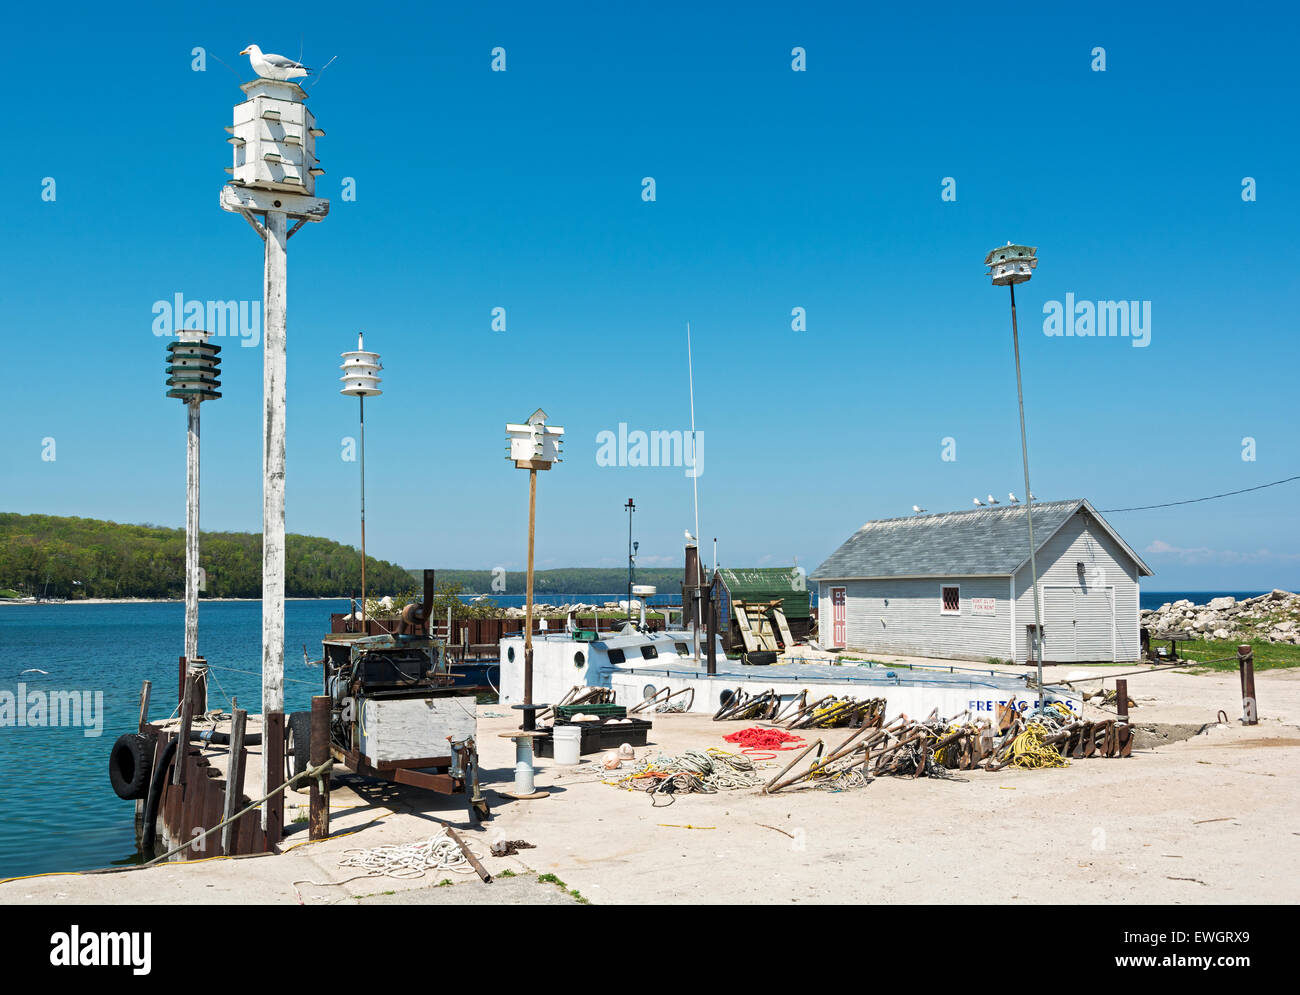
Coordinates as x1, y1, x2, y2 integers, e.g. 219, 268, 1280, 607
336, 829, 483, 880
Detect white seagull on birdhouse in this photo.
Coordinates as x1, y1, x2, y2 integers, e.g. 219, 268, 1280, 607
987, 494, 1000, 505
685, 529, 696, 543
240, 44, 311, 81
912, 505, 926, 514
973, 498, 984, 507
1008, 492, 1020, 504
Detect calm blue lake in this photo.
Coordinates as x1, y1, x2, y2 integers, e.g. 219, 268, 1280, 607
0, 599, 347, 881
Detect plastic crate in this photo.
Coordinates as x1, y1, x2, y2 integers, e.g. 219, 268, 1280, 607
555, 703, 626, 721
536, 718, 651, 757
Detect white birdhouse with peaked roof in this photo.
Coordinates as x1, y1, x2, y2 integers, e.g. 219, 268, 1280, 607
226, 79, 324, 196
506, 409, 564, 468
984, 243, 1038, 286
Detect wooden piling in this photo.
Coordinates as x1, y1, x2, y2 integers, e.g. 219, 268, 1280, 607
1237, 644, 1257, 725
174, 671, 195, 786
309, 696, 330, 841
137, 680, 152, 733
221, 708, 248, 856
264, 710, 285, 848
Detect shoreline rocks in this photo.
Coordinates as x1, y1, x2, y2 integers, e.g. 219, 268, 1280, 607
1141, 589, 1300, 645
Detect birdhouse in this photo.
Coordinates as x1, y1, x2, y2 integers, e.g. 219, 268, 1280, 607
166, 329, 221, 402
506, 409, 564, 468
984, 243, 1038, 286
339, 333, 382, 396
226, 79, 324, 196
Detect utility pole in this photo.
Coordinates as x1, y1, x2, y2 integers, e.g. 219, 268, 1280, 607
221, 73, 329, 834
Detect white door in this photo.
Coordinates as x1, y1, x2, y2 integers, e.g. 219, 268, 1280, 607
1042, 586, 1115, 662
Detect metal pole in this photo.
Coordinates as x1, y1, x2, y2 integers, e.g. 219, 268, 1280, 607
1010, 282, 1043, 706
523, 467, 537, 724
359, 392, 367, 631
626, 498, 635, 624
261, 208, 288, 828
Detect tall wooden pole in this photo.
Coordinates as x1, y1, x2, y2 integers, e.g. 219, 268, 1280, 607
524, 467, 537, 717
261, 208, 288, 830
185, 400, 200, 665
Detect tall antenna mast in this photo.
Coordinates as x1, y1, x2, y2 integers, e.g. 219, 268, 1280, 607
687, 322, 702, 664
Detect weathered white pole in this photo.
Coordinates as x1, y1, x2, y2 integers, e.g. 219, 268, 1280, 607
184, 400, 201, 664
261, 208, 288, 826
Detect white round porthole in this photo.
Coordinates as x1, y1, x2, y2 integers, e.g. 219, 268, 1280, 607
642, 684, 657, 701
573, 651, 586, 668
507, 646, 516, 663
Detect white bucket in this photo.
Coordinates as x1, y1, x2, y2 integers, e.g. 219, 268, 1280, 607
552, 724, 583, 766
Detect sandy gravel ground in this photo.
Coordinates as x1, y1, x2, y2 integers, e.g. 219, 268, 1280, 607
4, 661, 1297, 905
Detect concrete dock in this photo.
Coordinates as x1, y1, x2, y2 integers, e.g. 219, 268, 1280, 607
4, 658, 1298, 905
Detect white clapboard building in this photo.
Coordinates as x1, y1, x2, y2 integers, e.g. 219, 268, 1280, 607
810, 500, 1152, 664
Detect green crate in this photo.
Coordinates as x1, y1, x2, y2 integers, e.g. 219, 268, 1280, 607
555, 703, 627, 721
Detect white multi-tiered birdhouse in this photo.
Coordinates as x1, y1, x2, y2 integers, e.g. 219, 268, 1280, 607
984, 243, 1038, 286
226, 79, 324, 196
506, 408, 564, 469
339, 333, 382, 396
166, 328, 222, 403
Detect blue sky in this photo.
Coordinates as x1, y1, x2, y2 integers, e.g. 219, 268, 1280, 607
2, 2, 1297, 591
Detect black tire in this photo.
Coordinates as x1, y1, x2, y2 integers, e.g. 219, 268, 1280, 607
109, 733, 153, 800
745, 651, 778, 666
286, 711, 312, 788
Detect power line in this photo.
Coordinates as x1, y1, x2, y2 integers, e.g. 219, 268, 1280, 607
1099, 474, 1300, 513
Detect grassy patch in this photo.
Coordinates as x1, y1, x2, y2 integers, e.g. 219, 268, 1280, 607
536, 871, 590, 905
0, 589, 21, 599
1170, 638, 1300, 673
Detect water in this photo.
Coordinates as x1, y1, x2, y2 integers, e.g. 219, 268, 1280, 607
0, 599, 347, 880
1139, 591, 1268, 611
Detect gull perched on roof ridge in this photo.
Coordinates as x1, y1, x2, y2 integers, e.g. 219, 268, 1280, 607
240, 44, 311, 81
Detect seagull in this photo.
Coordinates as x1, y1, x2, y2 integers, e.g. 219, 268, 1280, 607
1008, 492, 1020, 504
1029, 491, 1037, 501
912, 505, 926, 514
973, 498, 984, 507
20, 668, 49, 675
684, 529, 696, 542
987, 494, 1000, 505
240, 44, 311, 81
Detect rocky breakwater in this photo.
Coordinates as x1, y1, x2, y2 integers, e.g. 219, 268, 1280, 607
1141, 590, 1300, 644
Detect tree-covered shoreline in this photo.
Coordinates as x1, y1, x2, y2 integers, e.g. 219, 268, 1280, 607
0, 513, 413, 600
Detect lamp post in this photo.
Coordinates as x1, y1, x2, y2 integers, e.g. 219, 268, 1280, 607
166, 328, 221, 711
220, 67, 329, 834
985, 242, 1043, 706
505, 409, 564, 729
624, 498, 636, 624
340, 334, 382, 630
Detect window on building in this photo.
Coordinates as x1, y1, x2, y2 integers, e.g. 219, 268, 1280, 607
941, 585, 961, 614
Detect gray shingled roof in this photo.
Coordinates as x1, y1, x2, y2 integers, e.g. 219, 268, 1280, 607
809, 499, 1152, 580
